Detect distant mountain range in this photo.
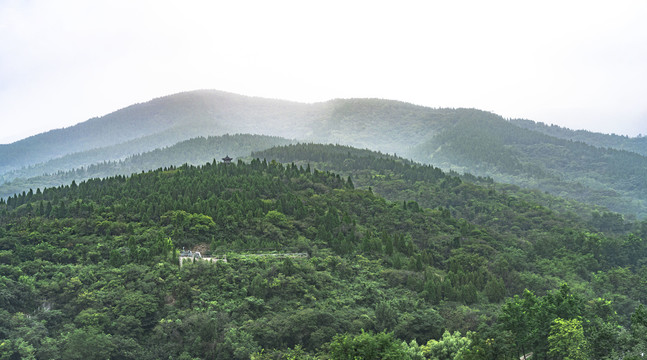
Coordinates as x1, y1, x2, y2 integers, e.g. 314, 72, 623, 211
0, 90, 316, 173
511, 119, 647, 156
0, 134, 295, 199
2, 89, 646, 217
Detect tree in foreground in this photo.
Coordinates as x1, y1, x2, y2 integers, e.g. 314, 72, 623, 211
547, 318, 588, 360
328, 330, 412, 360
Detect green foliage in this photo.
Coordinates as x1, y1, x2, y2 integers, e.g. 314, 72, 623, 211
3, 87, 647, 359
499, 285, 586, 358
548, 318, 588, 360
484, 277, 506, 303
329, 330, 412, 360
422, 330, 471, 360
4, 91, 647, 220
222, 328, 261, 359
60, 327, 116, 360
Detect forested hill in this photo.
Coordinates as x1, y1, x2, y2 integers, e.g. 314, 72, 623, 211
0, 134, 294, 199
252, 143, 627, 235
511, 118, 647, 156
1, 158, 647, 358
410, 114, 647, 218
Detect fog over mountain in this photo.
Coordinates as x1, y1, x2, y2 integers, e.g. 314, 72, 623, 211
2, 89, 647, 218
2, 2, 647, 145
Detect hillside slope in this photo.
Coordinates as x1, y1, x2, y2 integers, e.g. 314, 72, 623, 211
0, 91, 495, 176
1, 158, 646, 358
253, 143, 625, 233
409, 112, 647, 217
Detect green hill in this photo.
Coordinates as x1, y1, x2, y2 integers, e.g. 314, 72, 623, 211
1, 155, 646, 358
0, 93, 443, 177
252, 143, 622, 234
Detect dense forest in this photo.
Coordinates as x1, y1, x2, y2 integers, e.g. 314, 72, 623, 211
252, 144, 626, 233
1, 149, 647, 359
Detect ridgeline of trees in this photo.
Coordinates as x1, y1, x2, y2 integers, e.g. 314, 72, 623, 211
0, 134, 294, 199
253, 143, 628, 235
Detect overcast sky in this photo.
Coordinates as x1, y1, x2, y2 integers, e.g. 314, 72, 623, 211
1, 0, 647, 144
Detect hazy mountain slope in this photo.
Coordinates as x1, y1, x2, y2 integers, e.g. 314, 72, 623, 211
0, 90, 315, 174
0, 126, 219, 184
305, 98, 456, 154
511, 118, 647, 156
410, 113, 647, 217
0, 91, 479, 177
0, 134, 294, 199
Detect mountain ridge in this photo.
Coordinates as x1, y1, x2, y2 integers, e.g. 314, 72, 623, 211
511, 118, 647, 156
3, 89, 647, 218
0, 90, 315, 172
0, 134, 295, 199
0, 90, 501, 173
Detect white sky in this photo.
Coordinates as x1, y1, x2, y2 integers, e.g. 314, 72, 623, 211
1, 0, 647, 144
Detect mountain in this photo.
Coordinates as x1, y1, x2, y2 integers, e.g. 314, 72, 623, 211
0, 134, 295, 199
0, 90, 318, 174
3, 89, 647, 218
1, 154, 645, 358
0, 91, 453, 178
511, 118, 647, 156
409, 111, 647, 217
